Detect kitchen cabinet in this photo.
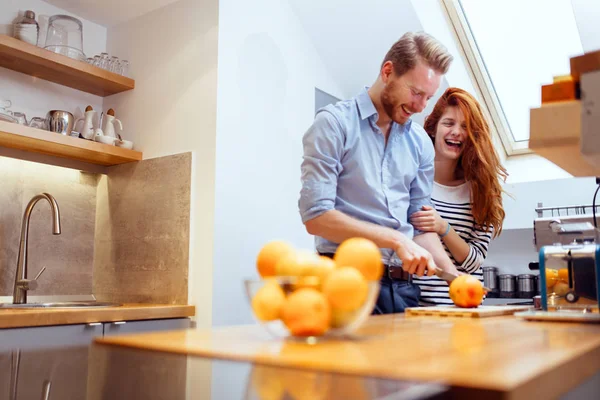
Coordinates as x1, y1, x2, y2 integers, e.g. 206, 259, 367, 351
0, 324, 101, 400
0, 318, 191, 399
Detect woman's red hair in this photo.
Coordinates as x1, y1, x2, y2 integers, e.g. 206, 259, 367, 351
424, 87, 508, 237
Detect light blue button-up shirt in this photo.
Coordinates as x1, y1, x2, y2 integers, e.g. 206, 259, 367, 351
299, 87, 435, 266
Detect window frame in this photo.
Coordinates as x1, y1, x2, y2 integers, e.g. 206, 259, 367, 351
440, 0, 532, 156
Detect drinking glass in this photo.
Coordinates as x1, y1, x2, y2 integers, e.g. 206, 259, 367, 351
109, 56, 120, 73
120, 60, 130, 77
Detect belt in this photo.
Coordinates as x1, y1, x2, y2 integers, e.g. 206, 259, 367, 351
318, 253, 412, 282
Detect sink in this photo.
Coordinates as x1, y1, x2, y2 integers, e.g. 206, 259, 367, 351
0, 301, 121, 309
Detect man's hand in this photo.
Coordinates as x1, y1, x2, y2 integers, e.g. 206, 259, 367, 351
394, 239, 437, 277
409, 205, 447, 235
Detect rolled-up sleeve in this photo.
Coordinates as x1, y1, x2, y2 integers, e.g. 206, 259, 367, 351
298, 110, 344, 223
458, 225, 493, 274
408, 139, 434, 235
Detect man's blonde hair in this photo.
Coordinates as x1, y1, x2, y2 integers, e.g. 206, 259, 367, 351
382, 31, 453, 77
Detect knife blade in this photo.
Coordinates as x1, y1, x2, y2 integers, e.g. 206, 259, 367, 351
432, 268, 492, 292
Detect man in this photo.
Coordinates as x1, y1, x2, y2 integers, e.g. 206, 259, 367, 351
298, 32, 461, 313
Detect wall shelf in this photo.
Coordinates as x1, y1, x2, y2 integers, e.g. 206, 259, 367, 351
0, 34, 134, 96
529, 100, 600, 177
0, 121, 142, 166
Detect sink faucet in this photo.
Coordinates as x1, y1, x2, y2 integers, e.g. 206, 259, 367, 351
13, 193, 61, 304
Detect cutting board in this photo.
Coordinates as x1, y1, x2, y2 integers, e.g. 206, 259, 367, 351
406, 305, 532, 318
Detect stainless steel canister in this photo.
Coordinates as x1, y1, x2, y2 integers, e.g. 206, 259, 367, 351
482, 266, 498, 292
46, 110, 74, 135
517, 274, 537, 298
498, 274, 516, 298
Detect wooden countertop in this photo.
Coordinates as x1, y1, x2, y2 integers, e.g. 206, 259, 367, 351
95, 314, 600, 399
0, 304, 195, 329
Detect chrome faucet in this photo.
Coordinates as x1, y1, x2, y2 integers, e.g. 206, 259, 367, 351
12, 193, 61, 304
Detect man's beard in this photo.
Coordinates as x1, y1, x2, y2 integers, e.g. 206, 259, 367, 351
381, 80, 409, 124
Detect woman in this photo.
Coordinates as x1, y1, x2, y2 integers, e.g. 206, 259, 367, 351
410, 87, 508, 306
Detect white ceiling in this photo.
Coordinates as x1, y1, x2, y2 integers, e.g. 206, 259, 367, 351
43, 0, 181, 27
287, 0, 425, 99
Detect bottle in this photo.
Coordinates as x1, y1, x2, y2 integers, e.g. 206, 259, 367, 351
14, 10, 39, 46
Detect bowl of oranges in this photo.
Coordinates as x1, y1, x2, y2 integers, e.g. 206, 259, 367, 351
245, 238, 382, 340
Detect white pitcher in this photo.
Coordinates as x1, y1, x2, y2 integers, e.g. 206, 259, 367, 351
74, 109, 98, 140
103, 114, 123, 138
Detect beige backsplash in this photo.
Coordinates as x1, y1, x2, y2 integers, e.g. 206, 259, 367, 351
93, 153, 191, 304
0, 157, 98, 296
0, 153, 191, 304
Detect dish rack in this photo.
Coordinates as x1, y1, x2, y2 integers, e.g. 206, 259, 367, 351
535, 202, 600, 218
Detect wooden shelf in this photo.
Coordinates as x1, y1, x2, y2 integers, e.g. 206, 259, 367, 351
0, 121, 142, 166
529, 100, 600, 177
0, 34, 134, 96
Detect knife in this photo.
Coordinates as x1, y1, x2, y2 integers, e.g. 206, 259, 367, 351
432, 268, 492, 292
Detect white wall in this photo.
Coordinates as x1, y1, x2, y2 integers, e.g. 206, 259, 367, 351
484, 229, 538, 275
571, 0, 600, 52
502, 177, 596, 230
213, 0, 347, 326
288, 0, 425, 100
0, 0, 106, 124
104, 0, 219, 328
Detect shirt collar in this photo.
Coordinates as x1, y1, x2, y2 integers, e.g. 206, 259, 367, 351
356, 87, 413, 133
356, 87, 377, 121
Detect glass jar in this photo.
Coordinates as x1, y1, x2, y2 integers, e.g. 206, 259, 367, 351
44, 15, 86, 61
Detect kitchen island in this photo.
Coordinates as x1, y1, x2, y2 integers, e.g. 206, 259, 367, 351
94, 313, 600, 399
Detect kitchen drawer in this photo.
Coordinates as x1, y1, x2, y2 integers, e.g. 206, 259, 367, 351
103, 318, 191, 337
0, 323, 103, 352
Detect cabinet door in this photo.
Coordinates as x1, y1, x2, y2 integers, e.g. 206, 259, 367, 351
0, 324, 102, 400
103, 318, 191, 337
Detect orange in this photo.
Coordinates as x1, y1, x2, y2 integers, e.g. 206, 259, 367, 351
553, 281, 570, 297
546, 268, 559, 289
334, 237, 383, 280
557, 268, 569, 284
310, 256, 337, 280
449, 275, 484, 308
275, 250, 317, 277
293, 256, 337, 290
251, 280, 286, 321
322, 267, 369, 312
281, 288, 330, 337
256, 240, 295, 277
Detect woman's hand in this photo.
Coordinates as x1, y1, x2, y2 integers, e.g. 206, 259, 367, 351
410, 205, 448, 235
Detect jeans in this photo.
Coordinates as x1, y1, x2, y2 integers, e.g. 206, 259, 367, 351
373, 277, 421, 314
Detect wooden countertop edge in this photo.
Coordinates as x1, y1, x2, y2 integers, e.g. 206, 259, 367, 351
94, 318, 600, 399
93, 337, 509, 394
508, 342, 600, 400
0, 304, 195, 329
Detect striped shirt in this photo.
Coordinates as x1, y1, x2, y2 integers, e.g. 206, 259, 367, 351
413, 182, 492, 306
